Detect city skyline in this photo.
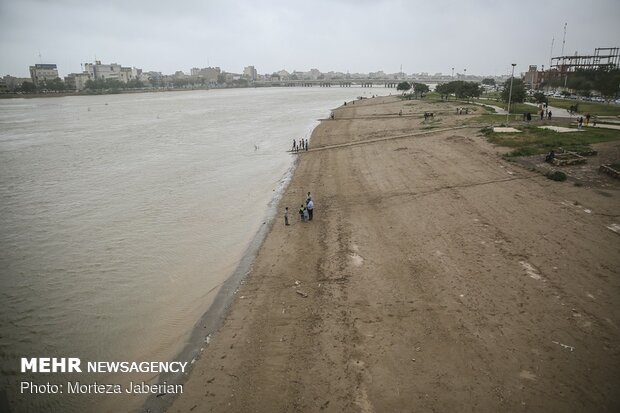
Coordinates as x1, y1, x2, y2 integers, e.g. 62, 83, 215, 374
1, 0, 619, 78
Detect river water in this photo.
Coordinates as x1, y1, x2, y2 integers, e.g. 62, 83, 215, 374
0, 87, 389, 412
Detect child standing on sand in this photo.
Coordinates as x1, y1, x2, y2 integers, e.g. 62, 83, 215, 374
299, 204, 305, 222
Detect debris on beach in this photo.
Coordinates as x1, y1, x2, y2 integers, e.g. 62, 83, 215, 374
552, 341, 575, 352
296, 290, 308, 298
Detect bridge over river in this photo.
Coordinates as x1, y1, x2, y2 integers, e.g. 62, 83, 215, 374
252, 78, 459, 88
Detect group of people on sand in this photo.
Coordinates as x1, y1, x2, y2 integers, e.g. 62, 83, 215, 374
455, 107, 469, 115
284, 192, 314, 226
292, 138, 308, 152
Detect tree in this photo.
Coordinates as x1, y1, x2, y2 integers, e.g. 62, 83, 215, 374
396, 81, 411, 93
435, 83, 451, 100
412, 82, 429, 98
482, 78, 496, 86
45, 77, 65, 91
19, 81, 37, 92
532, 92, 547, 104
501, 77, 526, 108
436, 81, 480, 101
126, 79, 144, 89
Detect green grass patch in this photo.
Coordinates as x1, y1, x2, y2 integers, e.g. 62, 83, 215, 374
484, 124, 620, 157
547, 98, 620, 117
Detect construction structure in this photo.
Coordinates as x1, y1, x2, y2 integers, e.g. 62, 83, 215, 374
550, 47, 620, 73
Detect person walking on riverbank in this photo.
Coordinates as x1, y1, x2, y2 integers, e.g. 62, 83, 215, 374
284, 207, 290, 226
307, 198, 314, 221
305, 139, 308, 151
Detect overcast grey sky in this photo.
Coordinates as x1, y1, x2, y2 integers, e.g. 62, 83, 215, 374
1, 0, 619, 78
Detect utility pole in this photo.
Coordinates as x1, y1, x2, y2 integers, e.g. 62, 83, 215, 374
507, 63, 516, 123
560, 23, 569, 90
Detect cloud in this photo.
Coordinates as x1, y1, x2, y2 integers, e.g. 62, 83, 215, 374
1, 0, 618, 77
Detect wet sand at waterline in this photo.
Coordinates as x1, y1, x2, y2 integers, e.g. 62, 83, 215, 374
169, 96, 620, 412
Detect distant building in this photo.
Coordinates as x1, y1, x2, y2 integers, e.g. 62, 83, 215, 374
190, 66, 221, 83
64, 73, 92, 91
523, 65, 545, 90
29, 63, 59, 86
120, 67, 140, 83
1, 75, 31, 92
243, 65, 257, 81
305, 68, 321, 80
368, 70, 386, 79
84, 61, 122, 81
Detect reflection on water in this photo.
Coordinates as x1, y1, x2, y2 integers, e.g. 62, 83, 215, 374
0, 87, 387, 412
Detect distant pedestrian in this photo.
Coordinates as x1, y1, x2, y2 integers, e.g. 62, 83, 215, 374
300, 139, 304, 151
292, 139, 297, 152
306, 192, 312, 203
540, 110, 544, 120
284, 207, 290, 226
307, 199, 314, 221
399, 110, 402, 116
547, 110, 552, 120
299, 204, 306, 222
585, 113, 591, 126
303, 206, 309, 221
526, 112, 532, 122
578, 117, 583, 129
522, 113, 527, 121
305, 139, 308, 151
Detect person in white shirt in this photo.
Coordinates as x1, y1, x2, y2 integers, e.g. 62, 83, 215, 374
306, 199, 314, 221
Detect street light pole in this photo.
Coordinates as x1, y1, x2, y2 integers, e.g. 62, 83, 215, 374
507, 63, 516, 123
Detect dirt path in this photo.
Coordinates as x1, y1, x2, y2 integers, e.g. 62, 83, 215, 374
168, 97, 620, 413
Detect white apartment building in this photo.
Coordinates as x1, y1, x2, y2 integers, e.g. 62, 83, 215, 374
120, 67, 139, 83
29, 64, 59, 85
243, 65, 257, 81
84, 61, 122, 81
64, 72, 92, 91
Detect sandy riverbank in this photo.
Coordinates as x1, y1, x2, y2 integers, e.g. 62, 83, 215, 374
167, 96, 620, 412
